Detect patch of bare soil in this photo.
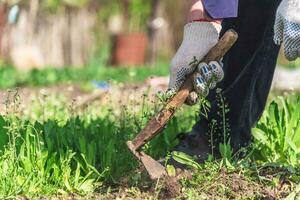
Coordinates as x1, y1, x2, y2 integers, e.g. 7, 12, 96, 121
0, 79, 168, 114
191, 168, 293, 200
158, 176, 182, 199
0, 84, 89, 114
259, 166, 296, 199
20, 169, 294, 200
104, 172, 290, 199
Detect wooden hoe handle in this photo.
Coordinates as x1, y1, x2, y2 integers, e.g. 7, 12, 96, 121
131, 29, 238, 150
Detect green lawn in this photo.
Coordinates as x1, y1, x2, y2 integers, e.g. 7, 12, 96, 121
1, 56, 299, 89
0, 63, 169, 89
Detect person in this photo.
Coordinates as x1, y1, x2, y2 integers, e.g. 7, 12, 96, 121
168, 0, 300, 167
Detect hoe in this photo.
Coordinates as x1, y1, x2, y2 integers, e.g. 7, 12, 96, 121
127, 29, 238, 180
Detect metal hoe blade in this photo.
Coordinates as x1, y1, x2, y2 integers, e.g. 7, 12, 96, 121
127, 141, 166, 180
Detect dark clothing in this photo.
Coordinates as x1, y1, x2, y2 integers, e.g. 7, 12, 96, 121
192, 0, 282, 150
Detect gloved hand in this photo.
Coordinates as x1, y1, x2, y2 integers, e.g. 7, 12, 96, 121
168, 22, 224, 104
274, 0, 300, 61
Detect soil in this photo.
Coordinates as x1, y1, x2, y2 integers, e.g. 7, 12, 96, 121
1, 67, 299, 114
2, 76, 298, 199
14, 166, 295, 200
0, 77, 168, 115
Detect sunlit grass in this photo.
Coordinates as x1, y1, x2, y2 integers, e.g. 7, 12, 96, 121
0, 90, 299, 198
0, 62, 169, 89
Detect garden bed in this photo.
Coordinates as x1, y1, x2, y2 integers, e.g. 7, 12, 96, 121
0, 82, 299, 199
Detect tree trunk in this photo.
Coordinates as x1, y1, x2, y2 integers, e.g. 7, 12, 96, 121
147, 0, 161, 65
0, 4, 7, 57
28, 0, 39, 42
122, 0, 130, 25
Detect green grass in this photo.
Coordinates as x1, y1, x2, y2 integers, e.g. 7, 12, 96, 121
0, 91, 198, 198
0, 90, 300, 198
1, 57, 299, 89
277, 53, 300, 69
283, 59, 300, 69
253, 95, 300, 167
0, 63, 169, 89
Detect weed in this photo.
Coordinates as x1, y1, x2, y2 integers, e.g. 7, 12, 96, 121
0, 91, 199, 197
252, 94, 300, 167
214, 88, 233, 166
0, 88, 299, 198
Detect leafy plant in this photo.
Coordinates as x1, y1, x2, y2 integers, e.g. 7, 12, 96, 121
252, 95, 300, 167
171, 151, 201, 170
214, 89, 233, 166
0, 89, 199, 197
0, 112, 102, 198
0, 81, 300, 198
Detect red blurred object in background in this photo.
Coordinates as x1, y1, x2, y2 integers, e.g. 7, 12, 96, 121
111, 33, 147, 66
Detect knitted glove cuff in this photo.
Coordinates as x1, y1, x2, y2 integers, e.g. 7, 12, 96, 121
171, 22, 221, 68
182, 22, 222, 46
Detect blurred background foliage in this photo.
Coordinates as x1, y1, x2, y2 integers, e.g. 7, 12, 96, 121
43, 0, 89, 10
0, 0, 298, 88
0, 0, 182, 70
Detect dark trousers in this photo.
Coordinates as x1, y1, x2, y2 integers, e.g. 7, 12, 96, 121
192, 0, 282, 150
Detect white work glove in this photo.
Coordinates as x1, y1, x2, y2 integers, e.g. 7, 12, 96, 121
168, 22, 224, 104
274, 0, 300, 61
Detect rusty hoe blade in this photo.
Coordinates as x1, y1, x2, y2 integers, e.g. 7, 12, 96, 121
127, 141, 167, 179
126, 30, 238, 180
